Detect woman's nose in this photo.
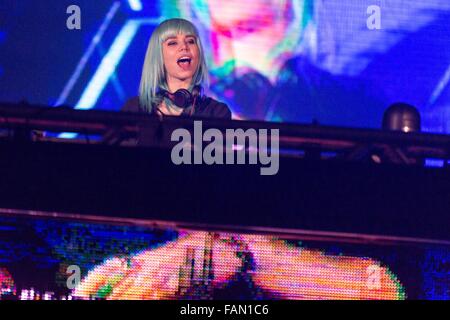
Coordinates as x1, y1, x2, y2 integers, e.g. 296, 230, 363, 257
179, 41, 189, 51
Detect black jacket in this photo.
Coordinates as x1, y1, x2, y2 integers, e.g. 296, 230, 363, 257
122, 96, 232, 120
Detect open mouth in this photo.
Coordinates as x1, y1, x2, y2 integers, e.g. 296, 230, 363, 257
177, 57, 192, 69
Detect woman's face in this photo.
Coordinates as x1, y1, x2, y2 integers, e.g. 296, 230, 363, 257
162, 33, 200, 86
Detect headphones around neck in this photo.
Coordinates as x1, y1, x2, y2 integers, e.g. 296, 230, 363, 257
157, 85, 203, 109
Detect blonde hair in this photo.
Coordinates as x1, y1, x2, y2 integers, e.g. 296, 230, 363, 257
139, 18, 209, 112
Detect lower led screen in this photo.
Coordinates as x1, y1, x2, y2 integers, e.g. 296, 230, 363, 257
0, 211, 448, 300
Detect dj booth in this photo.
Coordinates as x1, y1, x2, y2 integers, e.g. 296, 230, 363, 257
0, 103, 449, 300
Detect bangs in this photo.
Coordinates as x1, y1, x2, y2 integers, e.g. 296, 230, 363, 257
158, 19, 199, 43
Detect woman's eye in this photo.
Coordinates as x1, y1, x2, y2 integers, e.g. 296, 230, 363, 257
168, 41, 177, 46
188, 39, 196, 44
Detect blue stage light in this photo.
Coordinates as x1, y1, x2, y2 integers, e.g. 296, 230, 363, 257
74, 20, 140, 110
128, 0, 142, 11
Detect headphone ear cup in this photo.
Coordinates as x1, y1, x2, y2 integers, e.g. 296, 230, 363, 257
172, 89, 192, 108
156, 86, 203, 109
156, 88, 190, 108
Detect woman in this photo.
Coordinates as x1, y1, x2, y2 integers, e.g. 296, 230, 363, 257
122, 18, 231, 119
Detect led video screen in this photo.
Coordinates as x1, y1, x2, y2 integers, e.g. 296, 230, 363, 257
0, 210, 448, 300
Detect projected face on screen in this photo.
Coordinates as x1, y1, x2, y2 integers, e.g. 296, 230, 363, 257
206, 0, 306, 79
73, 232, 405, 300
0, 212, 449, 300
162, 0, 311, 119
0, 211, 450, 300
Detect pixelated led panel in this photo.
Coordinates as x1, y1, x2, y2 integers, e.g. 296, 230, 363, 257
0, 209, 448, 300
